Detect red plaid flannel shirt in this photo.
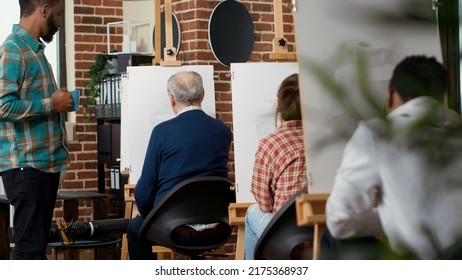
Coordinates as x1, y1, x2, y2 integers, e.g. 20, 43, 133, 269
251, 120, 307, 213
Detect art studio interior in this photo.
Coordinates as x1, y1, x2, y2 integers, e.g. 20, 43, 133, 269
1, 0, 462, 261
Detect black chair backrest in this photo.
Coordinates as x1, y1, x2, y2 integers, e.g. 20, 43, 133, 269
254, 188, 313, 260
138, 176, 235, 256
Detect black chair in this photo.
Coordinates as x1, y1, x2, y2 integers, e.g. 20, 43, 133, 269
254, 189, 314, 260
138, 176, 235, 259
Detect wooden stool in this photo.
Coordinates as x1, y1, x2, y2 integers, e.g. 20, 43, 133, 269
295, 193, 329, 260
228, 203, 252, 260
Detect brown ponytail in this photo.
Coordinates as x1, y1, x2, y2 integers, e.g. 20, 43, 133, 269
276, 73, 301, 122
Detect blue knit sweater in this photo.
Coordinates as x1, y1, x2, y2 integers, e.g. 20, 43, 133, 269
134, 109, 232, 217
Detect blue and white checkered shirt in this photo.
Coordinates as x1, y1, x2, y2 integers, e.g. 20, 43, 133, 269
0, 24, 69, 173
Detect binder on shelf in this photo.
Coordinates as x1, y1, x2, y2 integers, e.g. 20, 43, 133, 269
109, 167, 121, 191
97, 74, 122, 119
96, 78, 104, 118
115, 168, 120, 190
110, 168, 116, 190
115, 75, 121, 118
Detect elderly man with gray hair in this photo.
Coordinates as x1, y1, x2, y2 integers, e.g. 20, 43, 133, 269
127, 71, 232, 259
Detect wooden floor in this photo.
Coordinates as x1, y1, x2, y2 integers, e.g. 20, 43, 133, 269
47, 249, 96, 260
2, 249, 101, 260
46, 251, 235, 260
6, 245, 236, 260
48, 244, 124, 260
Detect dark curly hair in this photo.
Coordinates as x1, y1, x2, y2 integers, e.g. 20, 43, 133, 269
19, 0, 60, 17
389, 55, 448, 103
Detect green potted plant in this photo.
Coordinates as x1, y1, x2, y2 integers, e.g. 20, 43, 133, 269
83, 53, 115, 120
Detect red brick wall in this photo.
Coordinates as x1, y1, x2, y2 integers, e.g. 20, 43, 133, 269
172, 0, 297, 182
55, 0, 124, 219
59, 0, 296, 223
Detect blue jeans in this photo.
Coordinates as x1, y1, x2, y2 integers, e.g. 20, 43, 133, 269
244, 204, 273, 260
1, 167, 60, 260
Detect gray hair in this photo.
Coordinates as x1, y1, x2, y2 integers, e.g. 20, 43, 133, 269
167, 71, 205, 104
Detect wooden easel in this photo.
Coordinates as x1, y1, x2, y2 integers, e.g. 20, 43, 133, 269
270, 0, 297, 61
228, 203, 252, 260
160, 0, 181, 66
152, 0, 161, 65
295, 193, 329, 260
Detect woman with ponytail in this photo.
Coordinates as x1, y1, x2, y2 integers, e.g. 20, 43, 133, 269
244, 73, 308, 259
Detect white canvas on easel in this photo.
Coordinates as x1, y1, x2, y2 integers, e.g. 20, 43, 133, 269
295, 0, 441, 193
120, 65, 216, 185
231, 62, 299, 202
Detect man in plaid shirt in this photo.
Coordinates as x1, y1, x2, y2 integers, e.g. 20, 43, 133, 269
0, 0, 72, 259
245, 74, 308, 259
